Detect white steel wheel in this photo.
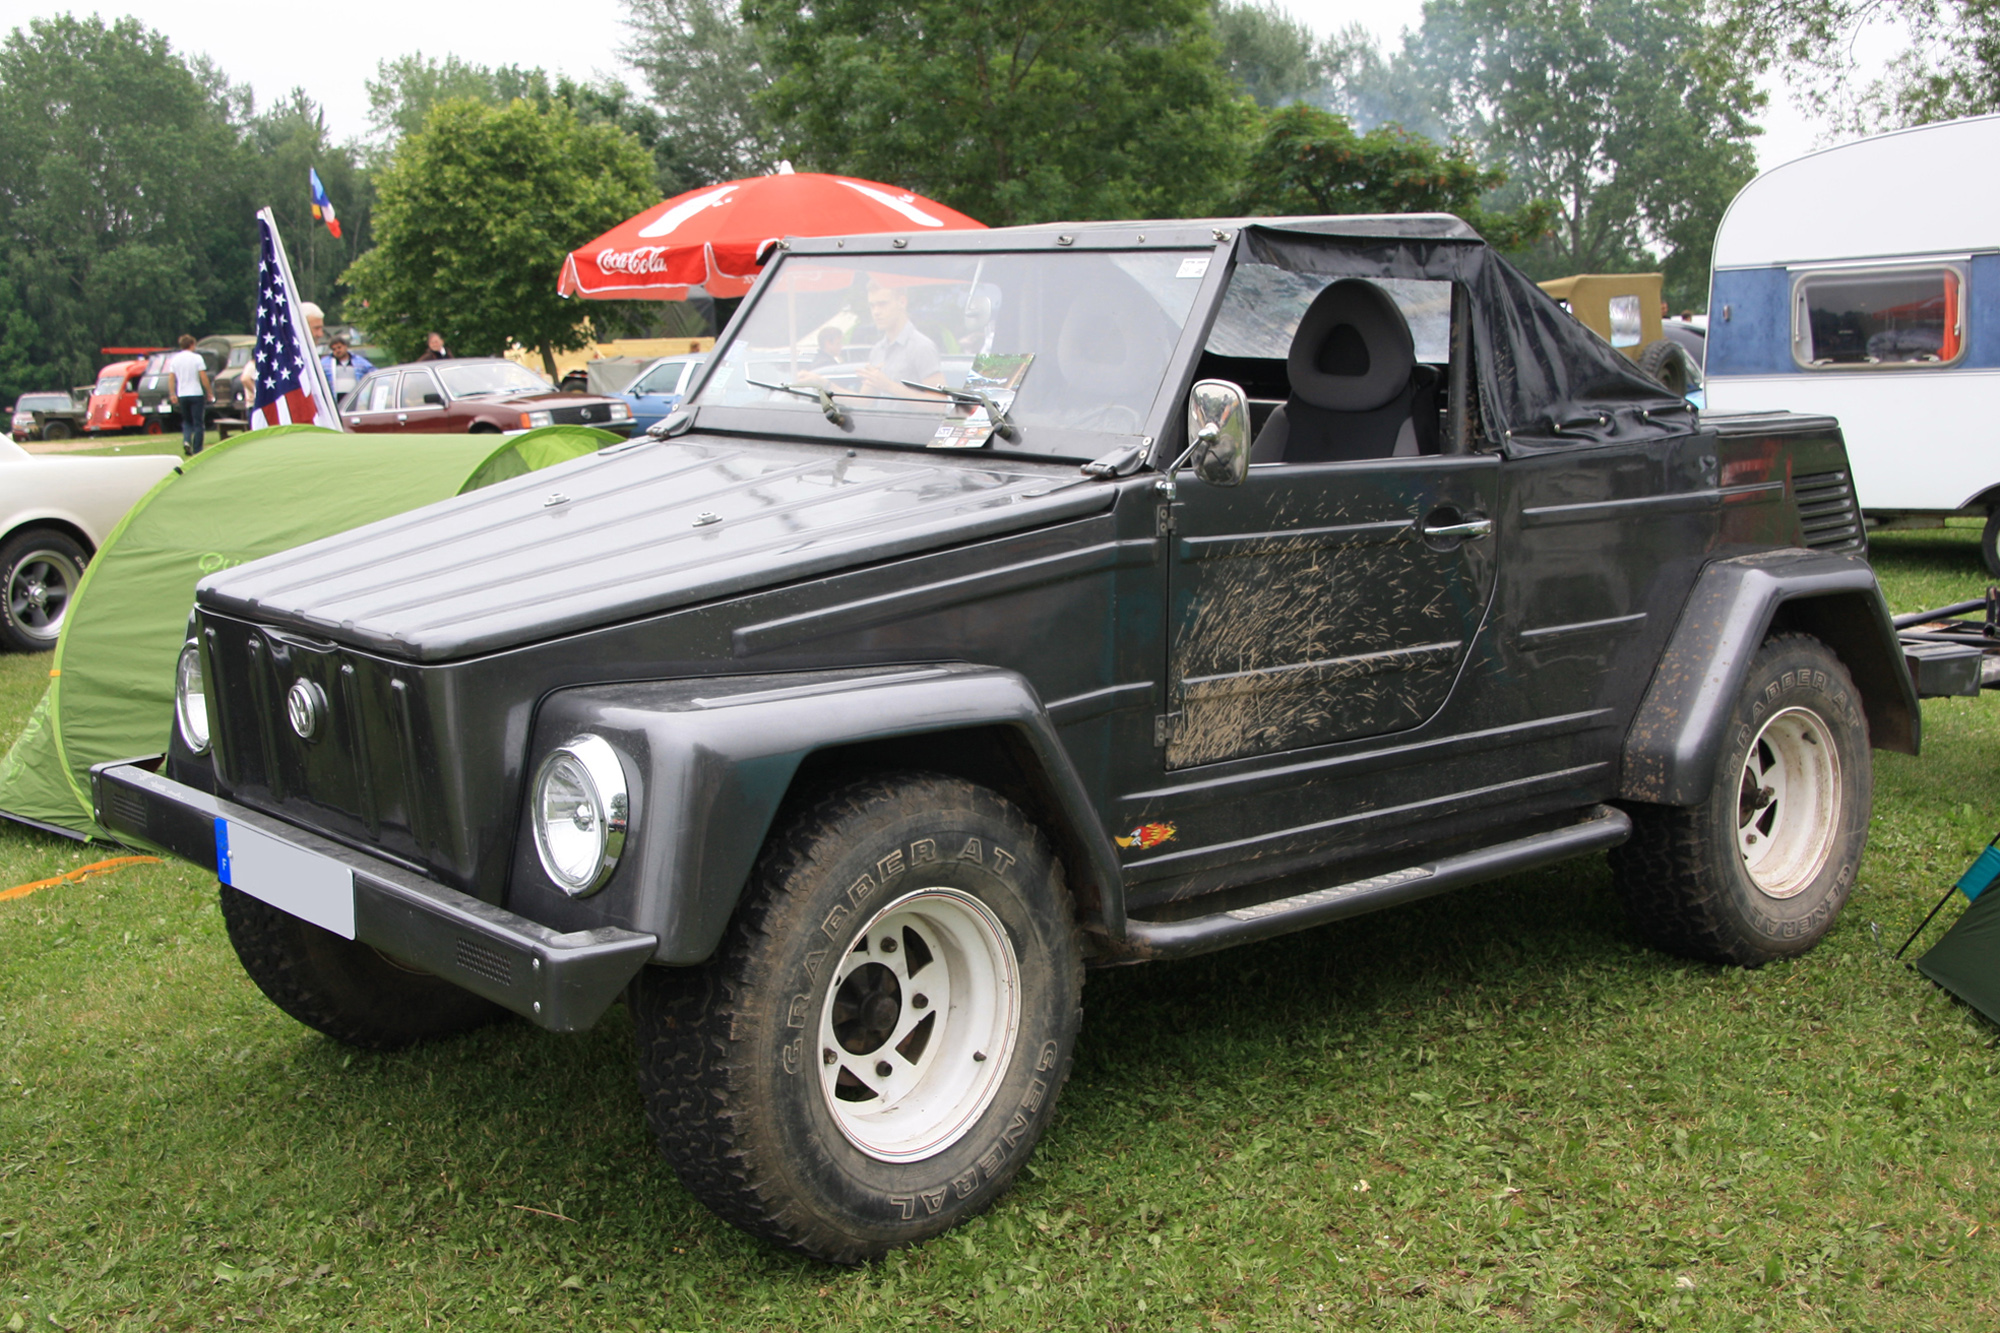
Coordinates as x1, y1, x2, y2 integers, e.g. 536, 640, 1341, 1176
1736, 705, 1841, 900
817, 887, 1021, 1162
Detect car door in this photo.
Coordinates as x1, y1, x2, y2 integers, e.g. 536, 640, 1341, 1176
343, 372, 401, 432
393, 368, 449, 432
1164, 453, 1500, 769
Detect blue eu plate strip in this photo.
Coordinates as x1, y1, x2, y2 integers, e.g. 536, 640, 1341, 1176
213, 808, 232, 880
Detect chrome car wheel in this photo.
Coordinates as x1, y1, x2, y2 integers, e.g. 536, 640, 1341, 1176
2, 536, 85, 650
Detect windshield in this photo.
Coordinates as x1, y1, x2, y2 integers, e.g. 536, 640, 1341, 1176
94, 374, 121, 394
690, 249, 1209, 456
435, 361, 549, 397
17, 395, 68, 411
632, 359, 697, 395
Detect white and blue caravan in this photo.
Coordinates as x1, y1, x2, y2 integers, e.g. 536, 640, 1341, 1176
1705, 114, 2000, 568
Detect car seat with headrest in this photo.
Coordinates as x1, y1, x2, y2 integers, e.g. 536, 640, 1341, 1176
1249, 278, 1439, 464
1053, 286, 1173, 406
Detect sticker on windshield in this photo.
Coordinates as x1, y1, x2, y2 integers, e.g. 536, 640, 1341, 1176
929, 353, 1034, 449
1176, 257, 1210, 280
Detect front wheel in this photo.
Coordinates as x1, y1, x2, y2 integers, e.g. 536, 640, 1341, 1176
219, 885, 506, 1049
1, 528, 87, 652
1610, 634, 1871, 966
631, 773, 1084, 1263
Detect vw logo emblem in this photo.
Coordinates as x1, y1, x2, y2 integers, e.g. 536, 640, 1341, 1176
286, 679, 327, 741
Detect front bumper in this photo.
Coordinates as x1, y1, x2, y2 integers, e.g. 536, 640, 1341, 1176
92, 758, 658, 1032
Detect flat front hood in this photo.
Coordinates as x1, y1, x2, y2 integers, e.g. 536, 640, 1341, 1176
196, 435, 1111, 663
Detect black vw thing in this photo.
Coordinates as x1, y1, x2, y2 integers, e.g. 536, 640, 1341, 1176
97, 216, 1917, 1262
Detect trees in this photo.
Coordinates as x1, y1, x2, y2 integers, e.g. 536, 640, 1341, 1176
1213, 0, 1327, 107
342, 98, 655, 370
1723, 0, 2000, 126
0, 15, 247, 394
623, 0, 780, 185
1406, 0, 1762, 308
745, 0, 1250, 225
1233, 105, 1552, 250
241, 90, 371, 318
364, 54, 554, 145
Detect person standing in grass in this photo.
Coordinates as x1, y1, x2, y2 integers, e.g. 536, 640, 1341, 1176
164, 334, 211, 455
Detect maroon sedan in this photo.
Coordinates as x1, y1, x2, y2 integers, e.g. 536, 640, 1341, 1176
340, 358, 636, 436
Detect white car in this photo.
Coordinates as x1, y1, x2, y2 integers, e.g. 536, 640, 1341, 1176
1, 438, 177, 651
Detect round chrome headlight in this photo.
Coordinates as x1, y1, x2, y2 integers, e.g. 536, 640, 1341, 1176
174, 641, 209, 754
531, 734, 628, 897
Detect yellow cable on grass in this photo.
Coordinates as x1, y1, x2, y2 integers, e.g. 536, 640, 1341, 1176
1, 855, 162, 902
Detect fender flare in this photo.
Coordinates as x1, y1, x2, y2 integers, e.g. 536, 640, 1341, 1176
1618, 549, 1919, 807
515, 663, 1126, 964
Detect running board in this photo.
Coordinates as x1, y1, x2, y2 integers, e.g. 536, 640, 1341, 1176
1110, 805, 1632, 962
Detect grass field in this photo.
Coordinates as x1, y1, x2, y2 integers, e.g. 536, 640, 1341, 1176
2, 527, 1996, 1331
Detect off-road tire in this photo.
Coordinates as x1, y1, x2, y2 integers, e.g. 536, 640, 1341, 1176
631, 772, 1085, 1264
219, 884, 505, 1050
40, 420, 71, 441
1980, 508, 2000, 578
1, 528, 87, 653
1611, 634, 1870, 966
1638, 339, 1692, 396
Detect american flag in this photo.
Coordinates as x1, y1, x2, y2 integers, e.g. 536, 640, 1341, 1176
249, 207, 344, 430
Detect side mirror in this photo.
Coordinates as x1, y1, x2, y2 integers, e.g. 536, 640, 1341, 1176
422, 393, 443, 406
1185, 379, 1251, 487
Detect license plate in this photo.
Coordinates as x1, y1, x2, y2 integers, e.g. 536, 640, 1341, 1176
215, 818, 356, 938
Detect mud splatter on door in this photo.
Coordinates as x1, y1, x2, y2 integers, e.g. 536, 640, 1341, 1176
1165, 455, 1501, 768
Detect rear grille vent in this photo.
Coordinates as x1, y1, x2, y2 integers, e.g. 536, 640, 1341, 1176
454, 937, 519, 986
1793, 471, 1864, 551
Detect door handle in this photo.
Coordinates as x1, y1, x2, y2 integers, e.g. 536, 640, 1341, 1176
1423, 517, 1491, 540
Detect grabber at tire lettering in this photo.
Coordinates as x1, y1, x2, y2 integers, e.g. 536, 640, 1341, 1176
630, 772, 1085, 1263
1611, 633, 1872, 967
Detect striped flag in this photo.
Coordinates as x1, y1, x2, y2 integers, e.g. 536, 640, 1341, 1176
310, 168, 341, 239
249, 208, 345, 431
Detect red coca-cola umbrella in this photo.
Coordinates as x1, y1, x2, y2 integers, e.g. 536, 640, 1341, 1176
557, 167, 985, 301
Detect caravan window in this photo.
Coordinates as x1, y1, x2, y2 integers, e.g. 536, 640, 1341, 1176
1793, 265, 1965, 368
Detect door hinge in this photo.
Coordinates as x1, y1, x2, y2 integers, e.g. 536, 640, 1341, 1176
1154, 712, 1183, 746
1156, 502, 1176, 536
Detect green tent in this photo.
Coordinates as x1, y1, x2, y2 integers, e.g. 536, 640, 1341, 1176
0, 423, 614, 840
1918, 887, 2000, 1028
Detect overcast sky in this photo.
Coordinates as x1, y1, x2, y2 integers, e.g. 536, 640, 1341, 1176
16, 0, 1877, 173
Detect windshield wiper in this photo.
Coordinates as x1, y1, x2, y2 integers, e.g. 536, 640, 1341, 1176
746, 377, 849, 427
899, 380, 1019, 442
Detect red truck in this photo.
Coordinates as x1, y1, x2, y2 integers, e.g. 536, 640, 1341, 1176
84, 348, 168, 436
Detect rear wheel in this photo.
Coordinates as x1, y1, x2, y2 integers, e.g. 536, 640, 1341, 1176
219, 885, 505, 1049
1, 529, 87, 652
1611, 634, 1870, 965
1980, 509, 2000, 578
631, 772, 1084, 1263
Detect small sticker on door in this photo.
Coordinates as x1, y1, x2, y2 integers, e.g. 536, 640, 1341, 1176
1176, 257, 1210, 280
1115, 822, 1178, 851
